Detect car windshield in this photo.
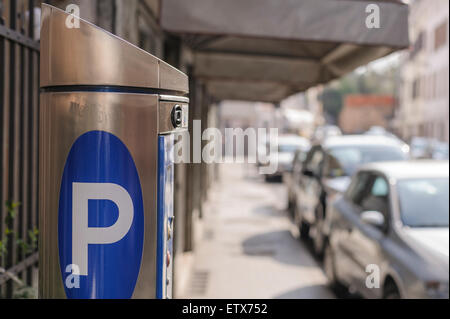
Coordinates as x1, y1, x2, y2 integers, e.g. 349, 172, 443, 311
279, 144, 301, 153
435, 143, 449, 154
397, 178, 449, 228
328, 145, 408, 176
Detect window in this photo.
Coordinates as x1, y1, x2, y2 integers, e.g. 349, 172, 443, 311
398, 178, 449, 228
412, 78, 420, 100
347, 174, 390, 217
327, 145, 408, 177
410, 31, 425, 58
279, 144, 301, 153
372, 177, 389, 197
346, 172, 371, 204
434, 19, 448, 51
360, 177, 390, 216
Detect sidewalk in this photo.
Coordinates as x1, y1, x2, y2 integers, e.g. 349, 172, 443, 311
180, 163, 334, 299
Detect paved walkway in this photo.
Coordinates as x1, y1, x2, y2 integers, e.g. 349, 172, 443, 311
181, 164, 334, 299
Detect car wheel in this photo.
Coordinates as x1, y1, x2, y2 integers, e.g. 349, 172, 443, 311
324, 243, 336, 284
313, 204, 325, 259
294, 205, 310, 239
324, 243, 346, 296
288, 198, 296, 218
299, 220, 310, 240
384, 283, 401, 299
287, 195, 293, 213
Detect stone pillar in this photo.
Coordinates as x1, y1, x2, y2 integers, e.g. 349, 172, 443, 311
96, 0, 115, 33
114, 0, 138, 45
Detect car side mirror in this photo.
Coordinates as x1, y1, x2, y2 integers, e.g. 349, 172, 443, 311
361, 211, 385, 229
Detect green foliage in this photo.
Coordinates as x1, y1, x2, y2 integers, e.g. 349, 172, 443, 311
1, 201, 19, 260
0, 240, 6, 259
0, 201, 39, 299
13, 285, 38, 299
321, 64, 400, 123
16, 228, 39, 255
1, 201, 39, 259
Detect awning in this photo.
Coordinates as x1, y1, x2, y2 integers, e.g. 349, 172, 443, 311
159, 0, 409, 103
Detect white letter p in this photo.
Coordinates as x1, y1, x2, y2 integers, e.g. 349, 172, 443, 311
72, 183, 134, 276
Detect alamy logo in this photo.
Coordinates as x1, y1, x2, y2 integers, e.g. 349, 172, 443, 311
366, 264, 381, 289
65, 264, 80, 289
366, 4, 380, 29
58, 131, 144, 299
65, 4, 80, 29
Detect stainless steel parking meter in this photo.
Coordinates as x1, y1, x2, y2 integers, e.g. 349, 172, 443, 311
39, 4, 188, 299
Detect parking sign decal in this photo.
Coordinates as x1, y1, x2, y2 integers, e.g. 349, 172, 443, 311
58, 131, 144, 299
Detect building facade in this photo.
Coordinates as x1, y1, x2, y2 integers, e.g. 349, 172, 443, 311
339, 95, 395, 134
396, 0, 449, 142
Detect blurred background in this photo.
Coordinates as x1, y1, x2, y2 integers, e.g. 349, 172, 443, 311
0, 0, 448, 299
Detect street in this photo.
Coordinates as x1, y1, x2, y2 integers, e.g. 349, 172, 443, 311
181, 163, 335, 299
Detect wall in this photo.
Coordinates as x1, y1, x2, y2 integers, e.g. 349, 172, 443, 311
397, 0, 449, 142
339, 95, 395, 134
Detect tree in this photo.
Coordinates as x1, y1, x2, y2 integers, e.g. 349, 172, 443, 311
320, 63, 400, 124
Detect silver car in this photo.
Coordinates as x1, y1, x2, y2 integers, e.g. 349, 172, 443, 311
265, 135, 310, 181
294, 135, 410, 256
324, 161, 449, 299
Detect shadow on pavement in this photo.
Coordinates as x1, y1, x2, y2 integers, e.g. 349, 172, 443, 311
264, 176, 283, 183
242, 230, 320, 268
274, 284, 335, 299
252, 205, 286, 218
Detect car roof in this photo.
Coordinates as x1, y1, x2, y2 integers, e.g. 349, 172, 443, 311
321, 134, 406, 149
359, 160, 449, 180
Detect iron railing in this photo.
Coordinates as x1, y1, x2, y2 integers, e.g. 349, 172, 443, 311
0, 0, 41, 298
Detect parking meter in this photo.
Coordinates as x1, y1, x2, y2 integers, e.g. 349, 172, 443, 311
38, 4, 188, 299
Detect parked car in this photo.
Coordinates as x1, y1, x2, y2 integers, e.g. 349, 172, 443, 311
284, 146, 311, 216
410, 137, 449, 160
410, 137, 434, 159
323, 161, 449, 299
312, 125, 342, 143
431, 141, 449, 160
293, 135, 410, 257
365, 126, 403, 142
265, 135, 310, 182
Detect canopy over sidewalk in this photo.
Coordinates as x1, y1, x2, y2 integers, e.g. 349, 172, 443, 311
158, 0, 409, 103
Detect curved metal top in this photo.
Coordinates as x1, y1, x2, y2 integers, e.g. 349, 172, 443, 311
40, 4, 188, 94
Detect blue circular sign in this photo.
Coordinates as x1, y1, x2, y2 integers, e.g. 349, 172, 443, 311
58, 131, 144, 299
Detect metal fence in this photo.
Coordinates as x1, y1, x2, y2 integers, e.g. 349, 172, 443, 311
0, 0, 41, 298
